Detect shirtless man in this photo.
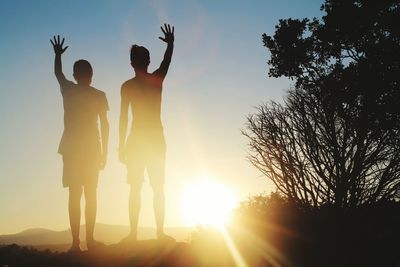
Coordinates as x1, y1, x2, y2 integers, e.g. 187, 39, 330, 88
119, 24, 174, 241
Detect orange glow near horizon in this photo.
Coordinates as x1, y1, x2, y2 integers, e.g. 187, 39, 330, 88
180, 174, 238, 228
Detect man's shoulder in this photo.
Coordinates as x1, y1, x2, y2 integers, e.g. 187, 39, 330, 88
121, 78, 137, 89
61, 80, 76, 91
89, 86, 107, 97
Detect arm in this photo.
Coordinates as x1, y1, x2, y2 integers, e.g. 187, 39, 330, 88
119, 85, 130, 163
99, 110, 109, 170
50, 35, 69, 90
154, 24, 175, 79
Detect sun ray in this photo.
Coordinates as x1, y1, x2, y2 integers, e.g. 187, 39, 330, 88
228, 223, 293, 267
220, 227, 249, 267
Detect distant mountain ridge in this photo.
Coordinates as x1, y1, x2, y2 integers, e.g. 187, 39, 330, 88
0, 224, 192, 247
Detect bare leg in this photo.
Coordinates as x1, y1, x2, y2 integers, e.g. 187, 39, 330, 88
69, 186, 83, 251
152, 183, 165, 238
84, 185, 97, 246
130, 183, 142, 238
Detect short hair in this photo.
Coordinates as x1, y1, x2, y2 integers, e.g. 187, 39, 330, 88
73, 59, 93, 79
130, 45, 150, 68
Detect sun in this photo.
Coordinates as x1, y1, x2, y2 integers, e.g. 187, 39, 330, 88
180, 176, 238, 228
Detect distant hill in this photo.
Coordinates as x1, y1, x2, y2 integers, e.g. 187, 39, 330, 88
0, 224, 192, 251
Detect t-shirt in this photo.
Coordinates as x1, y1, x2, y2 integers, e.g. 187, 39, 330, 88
58, 81, 109, 158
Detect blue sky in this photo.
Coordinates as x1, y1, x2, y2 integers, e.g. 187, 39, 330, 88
0, 0, 324, 234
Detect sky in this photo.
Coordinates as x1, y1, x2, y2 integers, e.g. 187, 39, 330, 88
0, 0, 324, 234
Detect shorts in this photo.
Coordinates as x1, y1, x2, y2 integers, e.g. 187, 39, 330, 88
126, 132, 166, 187
62, 155, 100, 188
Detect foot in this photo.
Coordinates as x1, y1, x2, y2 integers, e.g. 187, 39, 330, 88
87, 239, 105, 251
119, 234, 137, 245
157, 232, 175, 243
68, 243, 81, 253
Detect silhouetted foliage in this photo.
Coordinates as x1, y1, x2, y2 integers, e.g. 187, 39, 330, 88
234, 193, 400, 267
244, 0, 400, 208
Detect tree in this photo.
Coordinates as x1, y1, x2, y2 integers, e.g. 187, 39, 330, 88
243, 0, 400, 208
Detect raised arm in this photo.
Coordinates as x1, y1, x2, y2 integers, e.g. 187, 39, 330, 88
50, 35, 69, 88
154, 24, 174, 79
119, 85, 130, 163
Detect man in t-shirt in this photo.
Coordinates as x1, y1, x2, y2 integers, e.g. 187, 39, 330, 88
119, 24, 174, 242
51, 35, 109, 252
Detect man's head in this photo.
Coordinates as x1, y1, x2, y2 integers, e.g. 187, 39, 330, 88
130, 45, 150, 71
73, 59, 93, 85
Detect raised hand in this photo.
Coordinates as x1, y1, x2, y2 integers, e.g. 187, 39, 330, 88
50, 35, 68, 55
159, 24, 174, 45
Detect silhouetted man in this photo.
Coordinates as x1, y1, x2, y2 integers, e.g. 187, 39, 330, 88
51, 36, 109, 252
119, 24, 174, 242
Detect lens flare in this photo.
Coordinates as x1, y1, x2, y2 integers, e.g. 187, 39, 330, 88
181, 177, 237, 228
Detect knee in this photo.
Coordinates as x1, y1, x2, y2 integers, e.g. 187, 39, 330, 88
84, 186, 97, 203
69, 186, 83, 201
130, 183, 143, 197
152, 184, 164, 196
